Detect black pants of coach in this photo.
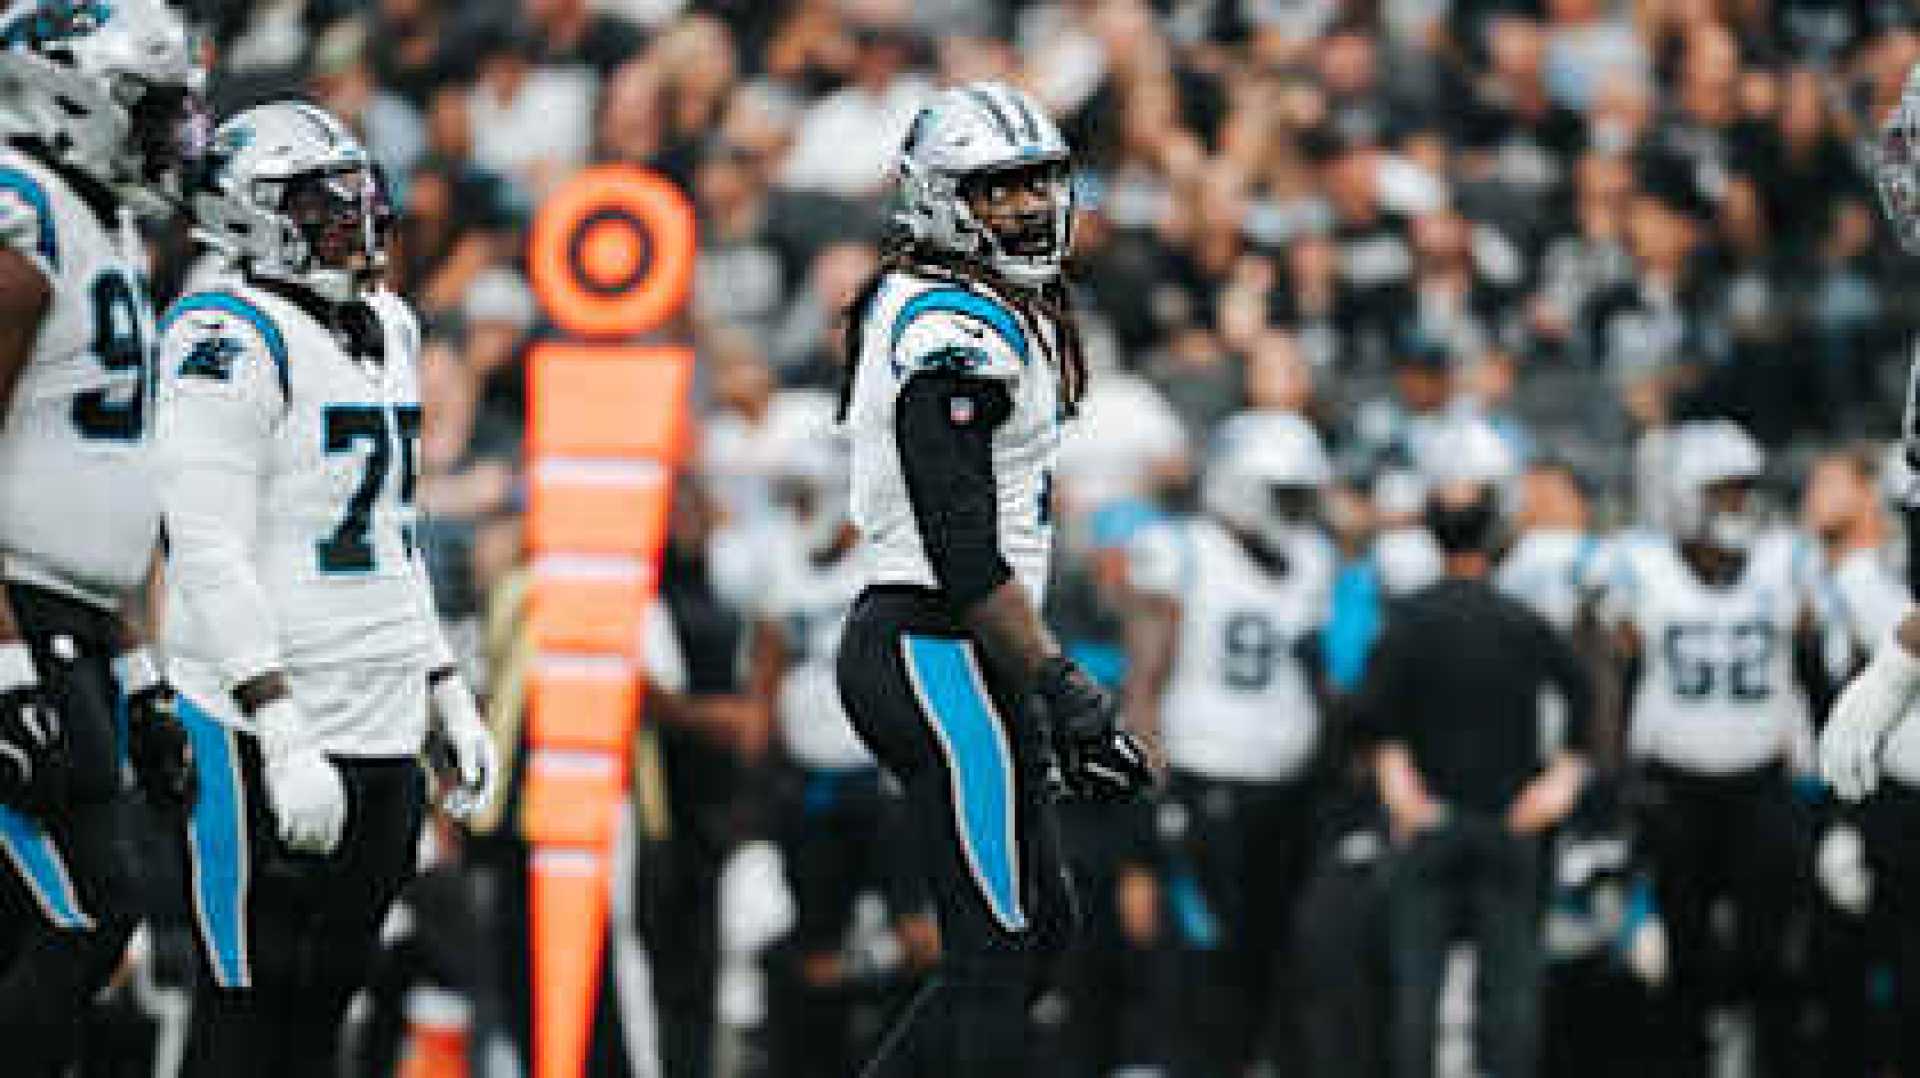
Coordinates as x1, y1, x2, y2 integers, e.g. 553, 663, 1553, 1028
1634, 761, 1811, 1078
173, 697, 424, 1078
836, 586, 1076, 1077
1161, 768, 1319, 1077
1386, 813, 1544, 1078
0, 584, 141, 1076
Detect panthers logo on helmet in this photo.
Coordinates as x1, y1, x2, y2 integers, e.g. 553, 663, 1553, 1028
0, 1, 114, 49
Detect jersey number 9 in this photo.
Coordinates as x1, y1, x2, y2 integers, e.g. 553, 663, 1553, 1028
71, 270, 149, 443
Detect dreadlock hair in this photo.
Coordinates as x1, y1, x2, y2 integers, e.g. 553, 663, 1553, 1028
835, 227, 1089, 422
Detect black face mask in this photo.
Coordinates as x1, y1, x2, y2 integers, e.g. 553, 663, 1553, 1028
282, 165, 394, 277
960, 161, 1065, 258
1425, 488, 1501, 554
125, 80, 208, 189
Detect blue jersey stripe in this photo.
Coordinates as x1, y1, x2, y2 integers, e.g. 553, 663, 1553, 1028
0, 167, 57, 269
160, 292, 291, 402
890, 287, 1030, 369
0, 803, 91, 929
178, 697, 251, 988
902, 634, 1028, 933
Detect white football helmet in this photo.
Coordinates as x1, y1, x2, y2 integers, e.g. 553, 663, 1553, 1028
896, 81, 1073, 288
1669, 418, 1766, 553
1419, 416, 1521, 490
1203, 412, 1331, 551
192, 100, 392, 303
0, 0, 204, 218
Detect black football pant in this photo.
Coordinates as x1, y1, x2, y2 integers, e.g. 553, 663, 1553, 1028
1162, 768, 1319, 1077
0, 584, 141, 1076
174, 696, 424, 1078
1857, 778, 1920, 1077
1634, 762, 1811, 1078
836, 586, 1076, 1077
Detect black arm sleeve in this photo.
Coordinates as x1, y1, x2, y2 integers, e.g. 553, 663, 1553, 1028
1795, 619, 1836, 728
1352, 615, 1411, 747
894, 371, 1016, 609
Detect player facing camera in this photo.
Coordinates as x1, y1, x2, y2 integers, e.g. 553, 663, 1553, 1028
192, 104, 396, 305
952, 157, 1071, 277
1669, 419, 1768, 580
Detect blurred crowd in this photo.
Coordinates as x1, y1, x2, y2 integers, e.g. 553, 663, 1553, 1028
81, 0, 1920, 1075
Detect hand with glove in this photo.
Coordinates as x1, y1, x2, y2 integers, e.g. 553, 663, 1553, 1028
254, 694, 347, 854
117, 649, 195, 812
1031, 655, 1154, 801
0, 641, 63, 815
426, 668, 496, 820
1821, 624, 1920, 801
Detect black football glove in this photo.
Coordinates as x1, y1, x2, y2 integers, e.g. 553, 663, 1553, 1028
1031, 656, 1154, 802
0, 684, 66, 815
127, 683, 196, 812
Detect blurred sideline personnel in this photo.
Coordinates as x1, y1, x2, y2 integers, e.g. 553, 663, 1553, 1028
153, 101, 495, 1074
1360, 465, 1592, 1078
1799, 447, 1906, 1076
835, 81, 1152, 1075
1824, 60, 1920, 1070
1602, 419, 1826, 1076
0, 1, 201, 1070
1125, 411, 1335, 1077
755, 438, 936, 1075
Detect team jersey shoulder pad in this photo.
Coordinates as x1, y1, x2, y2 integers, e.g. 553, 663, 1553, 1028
1128, 517, 1193, 597
159, 290, 291, 401
888, 279, 1030, 382
1292, 530, 1339, 599
0, 164, 57, 273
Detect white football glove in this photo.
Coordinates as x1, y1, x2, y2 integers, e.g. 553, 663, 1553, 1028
429, 672, 496, 820
1820, 629, 1920, 802
1816, 823, 1873, 917
255, 696, 347, 854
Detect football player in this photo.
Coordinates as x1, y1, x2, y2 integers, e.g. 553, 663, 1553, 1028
1601, 419, 1824, 1075
834, 81, 1152, 1074
1823, 61, 1920, 811
1798, 447, 1909, 1075
1125, 411, 1335, 1076
0, 1, 201, 1069
153, 101, 494, 1074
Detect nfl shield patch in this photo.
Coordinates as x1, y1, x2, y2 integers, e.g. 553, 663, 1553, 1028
949, 393, 976, 426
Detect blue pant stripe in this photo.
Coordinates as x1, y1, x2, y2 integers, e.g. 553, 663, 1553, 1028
0, 803, 91, 929
901, 635, 1027, 933
178, 698, 250, 988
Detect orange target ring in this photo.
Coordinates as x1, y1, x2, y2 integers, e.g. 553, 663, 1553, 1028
528, 165, 695, 339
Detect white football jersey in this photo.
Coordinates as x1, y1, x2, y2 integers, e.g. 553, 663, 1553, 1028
155, 276, 437, 756
846, 271, 1062, 604
760, 526, 872, 770
1130, 516, 1334, 781
0, 149, 161, 608
1818, 547, 1920, 783
1497, 529, 1610, 634
1606, 531, 1821, 775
